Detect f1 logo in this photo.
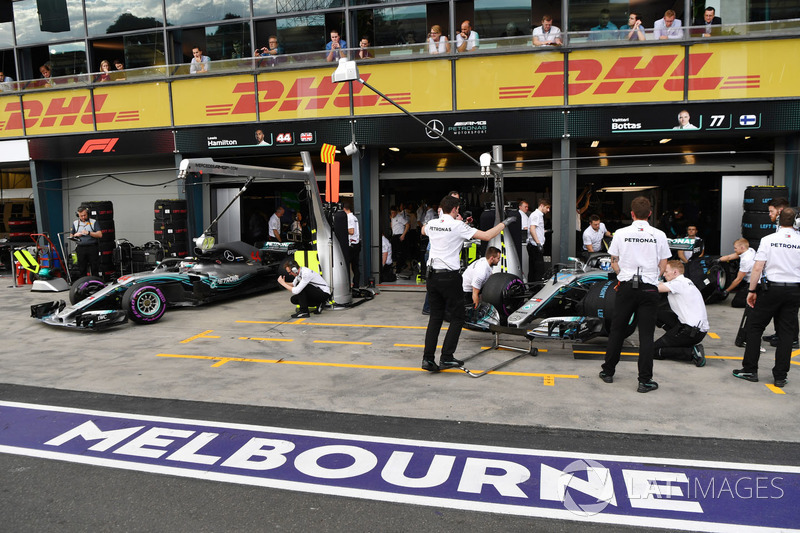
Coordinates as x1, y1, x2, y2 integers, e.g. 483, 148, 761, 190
78, 138, 119, 154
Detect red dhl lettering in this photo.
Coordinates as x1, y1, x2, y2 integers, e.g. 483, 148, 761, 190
499, 52, 750, 99
228, 73, 391, 115
1, 94, 138, 131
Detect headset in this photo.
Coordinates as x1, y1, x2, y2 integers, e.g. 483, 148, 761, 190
286, 259, 300, 274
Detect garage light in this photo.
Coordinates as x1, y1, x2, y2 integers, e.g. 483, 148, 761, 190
590, 140, 599, 148
659, 138, 671, 144
597, 186, 658, 193
389, 147, 400, 152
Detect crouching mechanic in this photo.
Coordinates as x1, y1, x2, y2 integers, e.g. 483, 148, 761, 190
654, 260, 709, 367
462, 246, 501, 307
277, 259, 331, 318
421, 195, 515, 372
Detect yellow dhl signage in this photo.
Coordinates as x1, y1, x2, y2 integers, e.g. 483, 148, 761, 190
0, 39, 797, 136
0, 83, 171, 137
457, 39, 800, 109
171, 61, 452, 125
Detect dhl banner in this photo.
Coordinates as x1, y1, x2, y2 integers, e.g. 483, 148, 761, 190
456, 39, 800, 109
0, 83, 173, 138
172, 75, 258, 125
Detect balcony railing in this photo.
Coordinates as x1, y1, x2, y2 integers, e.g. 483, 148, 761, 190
0, 18, 798, 95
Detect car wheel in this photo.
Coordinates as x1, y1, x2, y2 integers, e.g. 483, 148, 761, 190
69, 275, 106, 304
122, 283, 167, 324
481, 273, 526, 317
581, 279, 637, 337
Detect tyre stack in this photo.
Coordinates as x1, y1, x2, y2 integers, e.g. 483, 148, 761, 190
741, 186, 787, 249
154, 199, 189, 258
82, 200, 116, 279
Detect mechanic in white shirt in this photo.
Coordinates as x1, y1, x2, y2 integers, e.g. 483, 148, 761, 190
654, 260, 709, 367
527, 198, 550, 281
719, 238, 764, 350
389, 205, 409, 273
582, 214, 612, 254
268, 206, 284, 242
735, 208, 800, 388
277, 259, 331, 318
462, 247, 501, 307
420, 195, 514, 372
343, 203, 361, 288
380, 230, 395, 282
600, 196, 671, 393
677, 225, 704, 262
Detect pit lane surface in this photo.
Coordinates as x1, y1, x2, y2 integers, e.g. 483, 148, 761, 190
2, 277, 799, 531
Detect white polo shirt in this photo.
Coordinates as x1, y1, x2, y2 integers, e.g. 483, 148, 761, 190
291, 266, 330, 295
456, 30, 479, 51
529, 208, 546, 245
738, 247, 756, 282
268, 213, 281, 238
381, 236, 392, 265
582, 222, 608, 252
462, 257, 495, 293
608, 220, 671, 285
390, 211, 408, 235
533, 25, 561, 46
662, 274, 709, 332
346, 212, 360, 245
755, 228, 800, 283
425, 214, 477, 271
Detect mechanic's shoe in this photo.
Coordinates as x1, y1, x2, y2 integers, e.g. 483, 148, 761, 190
439, 357, 464, 369
692, 344, 706, 367
769, 336, 800, 348
291, 310, 310, 319
421, 359, 439, 372
762, 334, 777, 343
735, 340, 766, 353
421, 309, 430, 316
637, 380, 659, 393
732, 369, 758, 382
774, 378, 787, 388
599, 371, 613, 384
313, 304, 325, 315
653, 349, 665, 360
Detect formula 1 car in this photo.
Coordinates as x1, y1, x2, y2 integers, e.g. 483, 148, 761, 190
31, 240, 292, 330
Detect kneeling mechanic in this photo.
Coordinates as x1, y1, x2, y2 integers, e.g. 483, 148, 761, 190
277, 259, 331, 318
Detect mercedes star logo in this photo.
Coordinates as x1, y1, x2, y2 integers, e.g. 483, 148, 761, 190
425, 119, 445, 139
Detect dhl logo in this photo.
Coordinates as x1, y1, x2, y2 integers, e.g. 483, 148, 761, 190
209, 73, 412, 116
0, 94, 139, 131
499, 53, 759, 99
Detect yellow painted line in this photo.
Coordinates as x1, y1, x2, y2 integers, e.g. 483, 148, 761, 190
707, 332, 720, 339
181, 330, 221, 343
156, 353, 575, 380
792, 349, 800, 357
314, 340, 372, 346
765, 384, 786, 395
708, 355, 742, 360
237, 320, 428, 330
240, 337, 294, 342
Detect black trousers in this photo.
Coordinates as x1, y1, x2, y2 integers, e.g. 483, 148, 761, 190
76, 244, 99, 277
423, 270, 465, 361
654, 309, 707, 361
348, 242, 361, 287
391, 234, 405, 272
290, 284, 330, 311
527, 242, 545, 281
602, 281, 660, 382
742, 285, 800, 381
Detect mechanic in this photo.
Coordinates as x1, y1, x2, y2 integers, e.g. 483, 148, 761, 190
380, 229, 396, 282
268, 206, 284, 242
71, 206, 102, 277
343, 202, 361, 288
277, 258, 331, 319
762, 197, 798, 349
582, 214, 613, 256
517, 199, 530, 277
719, 238, 756, 309
462, 246, 501, 307
600, 196, 671, 393
733, 208, 800, 388
677, 224, 704, 263
654, 260, 709, 367
527, 198, 551, 281
389, 205, 409, 274
420, 195, 515, 372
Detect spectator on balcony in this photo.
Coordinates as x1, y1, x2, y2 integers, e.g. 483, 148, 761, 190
501, 22, 524, 37
0, 71, 15, 91
456, 20, 479, 52
405, 32, 417, 44
113, 59, 126, 80
620, 12, 646, 41
654, 10, 684, 40
589, 9, 619, 41
190, 46, 210, 74
256, 36, 284, 66
427, 25, 451, 54
97, 60, 112, 82
325, 29, 347, 62
39, 63, 55, 87
693, 6, 722, 37
356, 37, 373, 59
533, 15, 562, 47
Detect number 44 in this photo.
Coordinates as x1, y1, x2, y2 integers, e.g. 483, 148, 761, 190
276, 133, 293, 143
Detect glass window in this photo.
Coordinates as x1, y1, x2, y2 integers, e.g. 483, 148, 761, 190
85, 0, 164, 37
373, 5, 427, 46
166, 0, 249, 27
14, 0, 86, 46
205, 22, 252, 60
277, 15, 326, 55
254, 0, 344, 17
0, 22, 14, 47
124, 32, 168, 67
474, 0, 531, 38
48, 41, 88, 75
